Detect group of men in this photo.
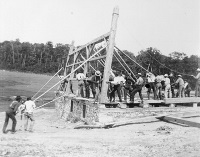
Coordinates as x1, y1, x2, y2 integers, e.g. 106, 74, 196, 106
2, 96, 36, 134
75, 67, 200, 103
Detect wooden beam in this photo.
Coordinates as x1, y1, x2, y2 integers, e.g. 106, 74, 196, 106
157, 116, 200, 128
65, 54, 106, 68
64, 41, 74, 76
100, 6, 119, 103
165, 97, 200, 104
69, 32, 110, 55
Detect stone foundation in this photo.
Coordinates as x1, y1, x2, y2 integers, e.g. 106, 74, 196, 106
55, 92, 99, 124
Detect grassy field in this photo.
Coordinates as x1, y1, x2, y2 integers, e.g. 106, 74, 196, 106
0, 70, 59, 112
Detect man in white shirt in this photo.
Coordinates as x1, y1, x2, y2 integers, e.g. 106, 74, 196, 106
146, 72, 156, 100
76, 69, 86, 97
24, 97, 36, 132
164, 74, 171, 98
109, 72, 126, 102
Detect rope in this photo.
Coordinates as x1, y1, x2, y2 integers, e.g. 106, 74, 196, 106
33, 44, 107, 102
18, 94, 65, 116
146, 51, 192, 76
32, 67, 63, 99
115, 46, 149, 73
122, 25, 192, 76
90, 64, 97, 72
114, 49, 136, 78
35, 94, 64, 110
113, 53, 130, 76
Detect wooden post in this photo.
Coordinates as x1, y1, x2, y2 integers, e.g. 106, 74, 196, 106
84, 46, 89, 76
64, 40, 74, 76
100, 6, 119, 103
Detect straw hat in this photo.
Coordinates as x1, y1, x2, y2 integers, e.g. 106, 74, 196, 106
138, 73, 142, 76
178, 74, 182, 77
164, 74, 168, 77
95, 70, 101, 76
196, 68, 200, 72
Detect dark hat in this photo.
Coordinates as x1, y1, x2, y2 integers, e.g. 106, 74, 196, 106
15, 96, 22, 101
27, 97, 32, 100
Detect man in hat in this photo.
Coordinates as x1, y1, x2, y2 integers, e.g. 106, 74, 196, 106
175, 74, 185, 98
2, 96, 22, 134
164, 74, 171, 98
129, 73, 144, 103
191, 68, 200, 97
88, 70, 102, 99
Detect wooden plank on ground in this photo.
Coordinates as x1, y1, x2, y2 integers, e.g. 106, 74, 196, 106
165, 97, 200, 104
171, 112, 200, 118
111, 115, 165, 128
157, 116, 200, 128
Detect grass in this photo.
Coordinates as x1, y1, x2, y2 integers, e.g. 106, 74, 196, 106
0, 70, 60, 112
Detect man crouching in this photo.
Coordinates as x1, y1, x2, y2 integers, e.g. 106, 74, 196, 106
24, 97, 36, 132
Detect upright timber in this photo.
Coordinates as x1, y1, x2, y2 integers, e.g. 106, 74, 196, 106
100, 6, 119, 103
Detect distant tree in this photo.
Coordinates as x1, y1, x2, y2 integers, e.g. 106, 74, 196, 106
136, 47, 164, 75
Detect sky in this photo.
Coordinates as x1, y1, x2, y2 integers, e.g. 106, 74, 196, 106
0, 0, 199, 56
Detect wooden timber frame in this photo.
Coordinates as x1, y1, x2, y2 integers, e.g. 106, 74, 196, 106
62, 6, 119, 103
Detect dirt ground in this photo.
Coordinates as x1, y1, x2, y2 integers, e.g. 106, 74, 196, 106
0, 108, 200, 157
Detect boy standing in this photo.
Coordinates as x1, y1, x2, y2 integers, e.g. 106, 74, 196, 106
24, 97, 36, 132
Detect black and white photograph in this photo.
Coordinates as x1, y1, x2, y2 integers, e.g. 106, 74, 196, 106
0, 0, 200, 156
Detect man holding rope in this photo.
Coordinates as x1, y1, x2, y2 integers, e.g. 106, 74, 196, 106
24, 97, 36, 132
130, 73, 144, 104
191, 68, 200, 97
2, 96, 22, 134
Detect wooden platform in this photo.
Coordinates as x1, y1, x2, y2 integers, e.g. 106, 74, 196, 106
102, 97, 200, 108
165, 97, 200, 107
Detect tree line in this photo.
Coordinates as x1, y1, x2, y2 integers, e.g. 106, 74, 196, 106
0, 39, 70, 74
0, 39, 199, 88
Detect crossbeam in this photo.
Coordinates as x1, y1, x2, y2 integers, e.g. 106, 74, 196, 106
65, 54, 106, 68
68, 32, 110, 56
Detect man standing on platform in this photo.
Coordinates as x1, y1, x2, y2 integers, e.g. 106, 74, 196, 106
155, 75, 163, 100
146, 72, 156, 100
130, 73, 144, 103
169, 73, 176, 98
175, 75, 185, 98
109, 71, 126, 102
76, 69, 86, 97
164, 74, 171, 98
191, 68, 200, 97
124, 71, 136, 102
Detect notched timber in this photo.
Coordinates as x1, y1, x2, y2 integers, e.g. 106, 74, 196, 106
68, 32, 110, 55
65, 47, 107, 68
